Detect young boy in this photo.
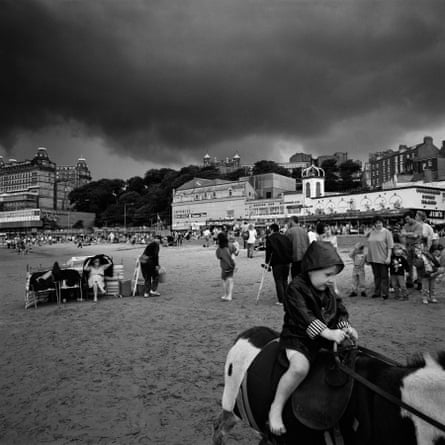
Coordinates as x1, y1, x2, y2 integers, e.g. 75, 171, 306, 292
389, 244, 410, 300
413, 244, 441, 304
216, 232, 236, 301
349, 242, 367, 297
268, 241, 358, 436
430, 244, 444, 283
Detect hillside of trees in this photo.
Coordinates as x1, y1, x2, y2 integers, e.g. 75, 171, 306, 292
69, 160, 363, 227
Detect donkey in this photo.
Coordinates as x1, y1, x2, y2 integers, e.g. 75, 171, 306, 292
213, 326, 445, 445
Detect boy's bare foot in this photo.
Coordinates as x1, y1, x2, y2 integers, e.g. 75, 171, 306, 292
268, 406, 286, 435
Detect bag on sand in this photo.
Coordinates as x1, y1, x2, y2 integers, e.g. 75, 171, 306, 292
158, 266, 166, 283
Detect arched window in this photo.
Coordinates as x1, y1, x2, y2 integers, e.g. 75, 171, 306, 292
305, 182, 311, 197
316, 182, 321, 197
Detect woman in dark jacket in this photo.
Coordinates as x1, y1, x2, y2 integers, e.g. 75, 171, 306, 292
140, 237, 161, 297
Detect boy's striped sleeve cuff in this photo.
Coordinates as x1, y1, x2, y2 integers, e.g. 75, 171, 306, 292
306, 319, 328, 339
337, 320, 351, 329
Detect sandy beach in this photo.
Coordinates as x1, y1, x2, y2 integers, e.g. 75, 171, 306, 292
0, 239, 444, 444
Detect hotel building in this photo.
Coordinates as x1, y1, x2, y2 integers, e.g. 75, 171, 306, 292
0, 147, 94, 230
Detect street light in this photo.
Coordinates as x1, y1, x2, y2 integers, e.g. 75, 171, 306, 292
124, 203, 134, 232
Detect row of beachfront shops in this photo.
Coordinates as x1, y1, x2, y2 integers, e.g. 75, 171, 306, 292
173, 185, 445, 234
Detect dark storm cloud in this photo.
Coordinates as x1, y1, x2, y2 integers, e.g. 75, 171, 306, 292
2, 0, 445, 163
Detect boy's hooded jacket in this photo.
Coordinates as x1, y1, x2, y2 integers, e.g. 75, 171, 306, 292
281, 241, 350, 348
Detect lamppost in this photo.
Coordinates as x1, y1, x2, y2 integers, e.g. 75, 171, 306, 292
124, 203, 134, 233
302, 205, 313, 226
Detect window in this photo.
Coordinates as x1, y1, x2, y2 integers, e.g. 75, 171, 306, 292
316, 182, 321, 197
305, 182, 311, 197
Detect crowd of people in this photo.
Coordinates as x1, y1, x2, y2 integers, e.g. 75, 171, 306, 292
354, 211, 444, 304
208, 210, 445, 307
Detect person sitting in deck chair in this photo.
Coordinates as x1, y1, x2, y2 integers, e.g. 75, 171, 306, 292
84, 256, 113, 302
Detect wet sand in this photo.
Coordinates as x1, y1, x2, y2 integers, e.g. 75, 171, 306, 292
0, 240, 444, 444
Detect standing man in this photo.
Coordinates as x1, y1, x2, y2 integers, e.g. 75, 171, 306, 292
140, 236, 162, 297
265, 224, 292, 305
415, 210, 434, 250
202, 227, 211, 248
246, 224, 257, 258
400, 211, 423, 288
285, 215, 310, 279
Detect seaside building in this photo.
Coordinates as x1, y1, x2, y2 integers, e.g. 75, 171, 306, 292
0, 147, 94, 231
171, 177, 256, 230
172, 164, 445, 230
369, 136, 445, 189
202, 153, 247, 174
278, 152, 313, 172
171, 173, 296, 230
317, 152, 348, 167
250, 173, 296, 199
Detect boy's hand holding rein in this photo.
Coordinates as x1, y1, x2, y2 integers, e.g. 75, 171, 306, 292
343, 326, 358, 341
321, 328, 348, 344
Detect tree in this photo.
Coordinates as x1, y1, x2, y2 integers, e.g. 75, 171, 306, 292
252, 160, 291, 177
338, 160, 362, 190
223, 168, 248, 181
291, 167, 304, 180
320, 159, 340, 192
126, 176, 146, 195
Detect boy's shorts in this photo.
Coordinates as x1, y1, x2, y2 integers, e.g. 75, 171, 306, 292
280, 337, 319, 364
221, 270, 234, 280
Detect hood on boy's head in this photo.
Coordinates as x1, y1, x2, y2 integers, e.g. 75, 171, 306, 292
301, 241, 344, 274
393, 243, 407, 253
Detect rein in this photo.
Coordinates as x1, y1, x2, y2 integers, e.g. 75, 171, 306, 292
334, 344, 445, 434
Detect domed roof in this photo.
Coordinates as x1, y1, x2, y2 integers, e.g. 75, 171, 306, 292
302, 164, 325, 178
233, 153, 240, 159
35, 147, 49, 159
203, 153, 211, 159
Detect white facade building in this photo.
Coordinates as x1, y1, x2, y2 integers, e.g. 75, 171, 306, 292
171, 178, 256, 230
171, 167, 445, 230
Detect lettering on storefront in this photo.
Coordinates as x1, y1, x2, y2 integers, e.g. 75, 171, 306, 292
191, 212, 207, 218
416, 188, 439, 206
426, 210, 444, 219
421, 194, 437, 205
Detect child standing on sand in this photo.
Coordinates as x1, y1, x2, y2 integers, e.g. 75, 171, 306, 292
349, 242, 366, 297
216, 232, 236, 301
413, 244, 440, 304
389, 244, 409, 300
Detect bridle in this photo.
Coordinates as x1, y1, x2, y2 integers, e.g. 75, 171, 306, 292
333, 342, 445, 434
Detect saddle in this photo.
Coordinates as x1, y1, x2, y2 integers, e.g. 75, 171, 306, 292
237, 339, 357, 434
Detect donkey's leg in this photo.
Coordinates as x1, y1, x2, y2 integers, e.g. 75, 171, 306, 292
213, 409, 238, 445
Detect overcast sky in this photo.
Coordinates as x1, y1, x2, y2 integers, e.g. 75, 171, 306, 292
2, 0, 445, 179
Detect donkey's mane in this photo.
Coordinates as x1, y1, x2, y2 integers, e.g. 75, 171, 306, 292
406, 351, 445, 370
